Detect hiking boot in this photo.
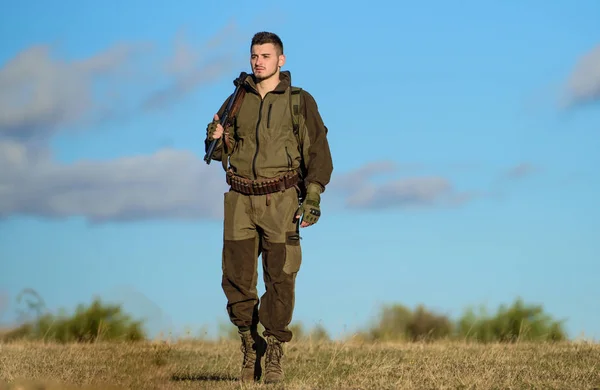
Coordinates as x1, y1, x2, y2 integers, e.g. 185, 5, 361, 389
263, 335, 284, 384
239, 328, 266, 382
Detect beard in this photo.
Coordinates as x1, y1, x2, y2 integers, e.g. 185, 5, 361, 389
253, 66, 278, 82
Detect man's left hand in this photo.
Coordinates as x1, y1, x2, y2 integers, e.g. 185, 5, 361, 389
295, 183, 322, 228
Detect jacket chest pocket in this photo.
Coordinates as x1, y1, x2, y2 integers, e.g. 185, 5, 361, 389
262, 99, 291, 133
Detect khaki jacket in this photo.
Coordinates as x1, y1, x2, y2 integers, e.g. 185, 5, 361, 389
205, 71, 333, 192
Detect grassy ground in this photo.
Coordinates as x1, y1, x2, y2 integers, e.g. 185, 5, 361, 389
1, 338, 599, 389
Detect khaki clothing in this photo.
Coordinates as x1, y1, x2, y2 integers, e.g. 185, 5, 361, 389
205, 71, 333, 192
222, 187, 301, 342
206, 70, 333, 343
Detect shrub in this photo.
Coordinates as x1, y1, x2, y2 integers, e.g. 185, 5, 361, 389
2, 297, 146, 343
307, 323, 331, 342
407, 304, 453, 342
365, 303, 412, 342
457, 297, 567, 343
360, 303, 452, 342
359, 298, 566, 343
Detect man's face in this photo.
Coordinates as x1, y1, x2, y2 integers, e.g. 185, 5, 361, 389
250, 43, 285, 81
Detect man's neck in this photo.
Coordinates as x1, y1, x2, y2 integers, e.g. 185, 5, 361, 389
255, 72, 280, 98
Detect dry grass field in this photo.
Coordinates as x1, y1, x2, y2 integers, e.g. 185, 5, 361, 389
1, 338, 599, 389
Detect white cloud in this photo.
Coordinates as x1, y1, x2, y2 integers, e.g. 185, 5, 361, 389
504, 162, 538, 179
142, 22, 244, 111
562, 44, 600, 108
0, 142, 227, 222
0, 24, 248, 223
0, 43, 149, 141
329, 161, 476, 210
0, 23, 245, 142
346, 176, 457, 209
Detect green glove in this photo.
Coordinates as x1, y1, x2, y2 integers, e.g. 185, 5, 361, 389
206, 119, 219, 140
296, 183, 322, 226
206, 117, 234, 151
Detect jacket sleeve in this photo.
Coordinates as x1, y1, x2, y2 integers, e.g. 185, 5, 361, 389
204, 95, 231, 161
300, 90, 334, 192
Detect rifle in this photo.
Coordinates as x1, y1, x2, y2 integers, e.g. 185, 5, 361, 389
204, 71, 248, 164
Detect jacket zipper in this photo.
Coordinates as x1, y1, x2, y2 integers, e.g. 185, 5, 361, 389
252, 98, 264, 179
267, 104, 272, 128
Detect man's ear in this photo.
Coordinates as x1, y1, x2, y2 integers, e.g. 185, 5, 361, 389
278, 54, 286, 67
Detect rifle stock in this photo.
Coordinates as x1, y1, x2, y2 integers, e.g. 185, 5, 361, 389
204, 71, 248, 164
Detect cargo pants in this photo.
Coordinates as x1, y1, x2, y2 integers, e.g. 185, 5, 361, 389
221, 185, 302, 343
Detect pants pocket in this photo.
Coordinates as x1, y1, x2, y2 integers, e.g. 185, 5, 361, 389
283, 231, 302, 274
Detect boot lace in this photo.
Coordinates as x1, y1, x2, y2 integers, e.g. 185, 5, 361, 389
240, 333, 255, 367
266, 337, 283, 370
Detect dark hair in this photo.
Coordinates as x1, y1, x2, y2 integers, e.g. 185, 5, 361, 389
251, 31, 284, 55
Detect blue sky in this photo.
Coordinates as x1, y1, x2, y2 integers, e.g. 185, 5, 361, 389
1, 0, 600, 341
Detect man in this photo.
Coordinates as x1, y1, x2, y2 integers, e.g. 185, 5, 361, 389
204, 31, 333, 383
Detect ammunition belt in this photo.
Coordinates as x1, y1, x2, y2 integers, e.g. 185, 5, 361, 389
226, 171, 300, 195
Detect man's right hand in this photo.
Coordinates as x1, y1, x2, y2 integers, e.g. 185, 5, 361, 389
207, 114, 224, 140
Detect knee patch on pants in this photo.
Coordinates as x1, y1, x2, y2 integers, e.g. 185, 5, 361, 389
283, 231, 302, 274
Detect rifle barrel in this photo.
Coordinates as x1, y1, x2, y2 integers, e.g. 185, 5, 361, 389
203, 72, 248, 164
